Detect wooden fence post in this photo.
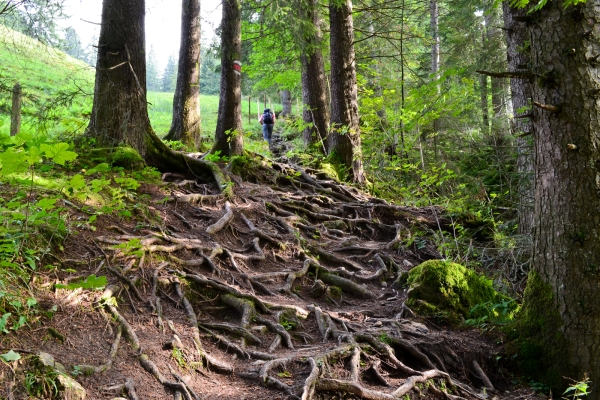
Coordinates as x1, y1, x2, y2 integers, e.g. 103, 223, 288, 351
10, 83, 22, 136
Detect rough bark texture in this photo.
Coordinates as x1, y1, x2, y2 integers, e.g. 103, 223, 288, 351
211, 0, 243, 156
524, 2, 600, 396
164, 0, 201, 148
86, 0, 228, 194
328, 0, 365, 184
86, 0, 150, 156
300, 0, 329, 150
502, 1, 533, 236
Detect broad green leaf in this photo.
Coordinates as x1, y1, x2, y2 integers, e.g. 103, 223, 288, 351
36, 198, 57, 211
85, 163, 110, 175
25, 146, 43, 166
41, 143, 78, 165
0, 350, 21, 362
69, 174, 86, 191
0, 148, 28, 175
55, 275, 107, 290
0, 313, 11, 333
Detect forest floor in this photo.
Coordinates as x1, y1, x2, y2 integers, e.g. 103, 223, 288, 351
0, 132, 543, 400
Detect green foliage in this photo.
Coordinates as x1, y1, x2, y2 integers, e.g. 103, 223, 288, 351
54, 275, 107, 290
405, 260, 518, 323
563, 375, 591, 399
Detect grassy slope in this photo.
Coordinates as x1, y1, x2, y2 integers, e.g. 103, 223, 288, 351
0, 26, 267, 150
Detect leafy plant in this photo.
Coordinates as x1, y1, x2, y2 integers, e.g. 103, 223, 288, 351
563, 375, 591, 399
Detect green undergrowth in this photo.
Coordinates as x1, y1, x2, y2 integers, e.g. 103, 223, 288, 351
403, 260, 519, 325
0, 131, 160, 341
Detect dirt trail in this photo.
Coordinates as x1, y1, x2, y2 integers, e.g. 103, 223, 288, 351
0, 146, 535, 400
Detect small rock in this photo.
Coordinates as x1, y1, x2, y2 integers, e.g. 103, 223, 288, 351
373, 321, 383, 327
57, 374, 86, 400
381, 281, 387, 288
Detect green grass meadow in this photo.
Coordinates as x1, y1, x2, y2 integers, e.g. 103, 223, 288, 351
0, 26, 284, 155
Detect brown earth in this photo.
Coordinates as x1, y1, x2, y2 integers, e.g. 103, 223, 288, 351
0, 142, 540, 400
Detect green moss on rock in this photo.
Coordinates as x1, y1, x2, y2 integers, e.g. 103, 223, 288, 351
405, 260, 515, 321
112, 146, 145, 170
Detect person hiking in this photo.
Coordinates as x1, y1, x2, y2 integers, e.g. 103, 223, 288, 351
259, 108, 276, 146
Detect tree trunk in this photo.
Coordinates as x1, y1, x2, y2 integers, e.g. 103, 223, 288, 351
328, 0, 365, 184
430, 0, 441, 142
502, 1, 533, 236
87, 0, 150, 155
87, 0, 229, 195
280, 89, 292, 116
164, 0, 201, 148
300, 0, 329, 150
10, 83, 21, 136
211, 0, 243, 156
519, 2, 600, 396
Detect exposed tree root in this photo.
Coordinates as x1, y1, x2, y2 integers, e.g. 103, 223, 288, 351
69, 158, 504, 400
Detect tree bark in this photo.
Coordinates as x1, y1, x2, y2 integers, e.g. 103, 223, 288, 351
520, 2, 600, 396
164, 0, 201, 148
280, 89, 292, 116
430, 0, 441, 149
328, 0, 365, 184
86, 0, 229, 195
211, 0, 243, 157
300, 0, 329, 150
86, 0, 150, 155
10, 83, 21, 136
502, 1, 533, 236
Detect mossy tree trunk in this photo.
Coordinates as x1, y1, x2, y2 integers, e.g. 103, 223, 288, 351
300, 0, 329, 151
163, 0, 201, 148
521, 2, 600, 396
328, 0, 365, 184
87, 0, 229, 194
211, 0, 243, 156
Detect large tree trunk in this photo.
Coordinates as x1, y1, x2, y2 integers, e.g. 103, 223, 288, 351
519, 2, 600, 396
211, 0, 243, 156
328, 0, 365, 184
164, 0, 201, 148
300, 0, 329, 150
87, 0, 151, 155
87, 0, 229, 195
502, 1, 533, 236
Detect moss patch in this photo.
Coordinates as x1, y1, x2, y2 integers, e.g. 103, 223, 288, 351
506, 270, 569, 395
405, 260, 516, 321
112, 146, 145, 170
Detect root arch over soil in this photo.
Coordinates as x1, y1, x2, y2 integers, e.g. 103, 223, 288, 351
13, 153, 512, 399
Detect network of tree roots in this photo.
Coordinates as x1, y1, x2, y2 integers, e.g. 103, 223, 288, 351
0, 137, 524, 400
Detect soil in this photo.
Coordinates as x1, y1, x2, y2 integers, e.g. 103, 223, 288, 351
0, 134, 541, 400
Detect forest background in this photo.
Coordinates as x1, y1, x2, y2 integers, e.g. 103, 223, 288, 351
0, 0, 593, 397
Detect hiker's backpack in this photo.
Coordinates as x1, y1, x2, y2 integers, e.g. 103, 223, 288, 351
263, 111, 273, 124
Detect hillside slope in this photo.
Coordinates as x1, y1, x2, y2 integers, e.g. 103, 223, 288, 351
0, 150, 540, 400
0, 26, 94, 136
